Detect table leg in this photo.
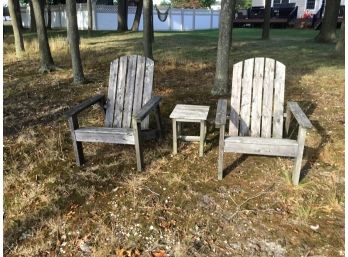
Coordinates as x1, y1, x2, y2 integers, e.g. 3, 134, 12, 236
199, 120, 205, 157
172, 119, 177, 155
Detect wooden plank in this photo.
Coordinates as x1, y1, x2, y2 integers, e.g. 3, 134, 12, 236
133, 55, 146, 126
105, 59, 119, 127
68, 116, 84, 166
142, 58, 154, 129
215, 99, 227, 128
132, 118, 144, 171
113, 56, 128, 127
229, 61, 243, 136
218, 125, 225, 180
250, 57, 264, 137
272, 61, 286, 138
122, 55, 137, 128
178, 135, 200, 142
172, 118, 177, 154
287, 101, 313, 129
133, 96, 161, 121
261, 58, 275, 138
199, 120, 205, 156
239, 58, 254, 136
170, 104, 210, 120
292, 127, 306, 185
75, 127, 135, 145
224, 136, 298, 157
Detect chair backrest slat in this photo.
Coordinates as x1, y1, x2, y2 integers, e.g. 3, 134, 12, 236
122, 55, 137, 128
250, 57, 265, 137
272, 61, 286, 138
229, 61, 243, 136
229, 57, 286, 138
105, 59, 119, 127
141, 58, 154, 129
239, 58, 254, 136
113, 56, 128, 127
261, 58, 275, 138
104, 55, 154, 129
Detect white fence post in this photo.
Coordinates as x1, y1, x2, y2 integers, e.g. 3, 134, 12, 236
193, 8, 195, 30
92, 1, 97, 30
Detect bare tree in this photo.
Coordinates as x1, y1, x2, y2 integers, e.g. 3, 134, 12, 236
262, 0, 271, 40
87, 0, 93, 36
335, 18, 344, 54
32, 0, 55, 72
66, 0, 86, 84
47, 0, 52, 29
117, 0, 128, 31
8, 0, 25, 57
131, 0, 143, 32
29, 0, 36, 32
143, 0, 153, 58
315, 0, 340, 43
211, 0, 235, 95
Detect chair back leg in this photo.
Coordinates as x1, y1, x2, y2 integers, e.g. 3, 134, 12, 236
155, 105, 164, 139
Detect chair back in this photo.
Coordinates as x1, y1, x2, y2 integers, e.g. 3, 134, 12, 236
229, 57, 286, 138
105, 55, 154, 129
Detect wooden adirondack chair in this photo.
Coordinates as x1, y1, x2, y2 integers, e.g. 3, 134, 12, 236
215, 58, 312, 185
65, 55, 163, 171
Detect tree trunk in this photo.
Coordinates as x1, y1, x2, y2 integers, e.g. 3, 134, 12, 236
315, 0, 340, 43
262, 0, 271, 40
335, 18, 344, 54
29, 0, 36, 32
67, 0, 86, 84
117, 0, 128, 31
32, 0, 55, 72
143, 0, 153, 59
14, 0, 23, 29
87, 0, 93, 36
131, 0, 143, 32
47, 2, 51, 29
8, 0, 25, 57
211, 0, 235, 95
150, 0, 154, 42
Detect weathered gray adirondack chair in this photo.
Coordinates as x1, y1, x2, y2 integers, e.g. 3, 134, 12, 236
65, 55, 163, 171
215, 58, 312, 185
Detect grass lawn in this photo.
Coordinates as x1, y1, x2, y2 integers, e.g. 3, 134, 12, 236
3, 27, 344, 257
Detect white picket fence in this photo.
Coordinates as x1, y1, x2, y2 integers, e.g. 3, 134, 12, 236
20, 4, 220, 31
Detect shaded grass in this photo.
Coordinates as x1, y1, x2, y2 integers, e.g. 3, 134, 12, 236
4, 27, 344, 256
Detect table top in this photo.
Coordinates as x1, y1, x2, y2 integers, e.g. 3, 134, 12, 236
170, 104, 210, 121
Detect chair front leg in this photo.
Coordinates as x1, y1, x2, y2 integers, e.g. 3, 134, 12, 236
68, 116, 85, 166
218, 125, 225, 180
292, 127, 307, 185
132, 118, 144, 171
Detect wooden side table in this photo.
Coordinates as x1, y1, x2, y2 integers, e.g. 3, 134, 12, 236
170, 104, 210, 157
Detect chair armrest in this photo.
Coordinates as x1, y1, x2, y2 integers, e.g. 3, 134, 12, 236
133, 96, 161, 122
64, 95, 105, 118
287, 101, 313, 129
215, 99, 228, 128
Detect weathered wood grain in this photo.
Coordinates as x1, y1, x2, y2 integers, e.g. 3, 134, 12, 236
250, 57, 264, 137
142, 58, 154, 129
224, 136, 298, 157
113, 56, 128, 127
122, 55, 137, 128
75, 127, 135, 144
215, 99, 227, 128
229, 61, 243, 136
239, 58, 254, 136
272, 61, 286, 138
170, 104, 210, 120
287, 101, 313, 129
261, 58, 275, 138
105, 59, 119, 127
